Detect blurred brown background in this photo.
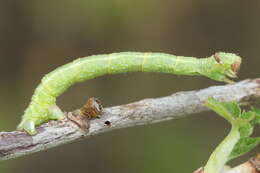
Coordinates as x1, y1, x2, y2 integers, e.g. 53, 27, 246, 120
0, 0, 259, 173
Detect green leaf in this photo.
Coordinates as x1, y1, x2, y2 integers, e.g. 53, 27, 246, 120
241, 111, 255, 121
238, 123, 253, 138
251, 107, 260, 125
229, 137, 260, 160
223, 102, 241, 118
204, 98, 235, 123
204, 98, 260, 173
252, 107, 260, 114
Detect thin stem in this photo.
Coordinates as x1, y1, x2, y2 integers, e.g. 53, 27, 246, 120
204, 126, 240, 173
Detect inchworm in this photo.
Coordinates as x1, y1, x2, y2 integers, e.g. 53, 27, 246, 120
17, 52, 241, 135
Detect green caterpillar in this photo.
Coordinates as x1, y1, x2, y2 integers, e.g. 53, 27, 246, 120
18, 52, 241, 135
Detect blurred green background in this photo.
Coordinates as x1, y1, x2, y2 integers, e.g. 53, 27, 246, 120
0, 0, 259, 172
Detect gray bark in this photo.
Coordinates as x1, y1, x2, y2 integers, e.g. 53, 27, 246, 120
0, 78, 260, 162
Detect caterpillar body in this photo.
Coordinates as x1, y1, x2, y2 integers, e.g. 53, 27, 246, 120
18, 52, 241, 135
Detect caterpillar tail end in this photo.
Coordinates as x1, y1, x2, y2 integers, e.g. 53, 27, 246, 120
17, 120, 37, 135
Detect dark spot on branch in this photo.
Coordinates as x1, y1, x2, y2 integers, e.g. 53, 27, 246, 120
104, 121, 111, 126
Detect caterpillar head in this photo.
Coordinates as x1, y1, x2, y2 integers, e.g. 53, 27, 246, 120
206, 52, 242, 83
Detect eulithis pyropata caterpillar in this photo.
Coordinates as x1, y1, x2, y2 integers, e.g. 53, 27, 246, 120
17, 52, 242, 135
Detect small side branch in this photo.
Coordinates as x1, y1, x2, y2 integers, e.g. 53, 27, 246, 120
1, 78, 260, 161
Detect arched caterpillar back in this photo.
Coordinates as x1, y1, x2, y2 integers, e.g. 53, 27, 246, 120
18, 52, 241, 135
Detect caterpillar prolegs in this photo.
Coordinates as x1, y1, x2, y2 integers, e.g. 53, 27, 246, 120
18, 52, 242, 135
